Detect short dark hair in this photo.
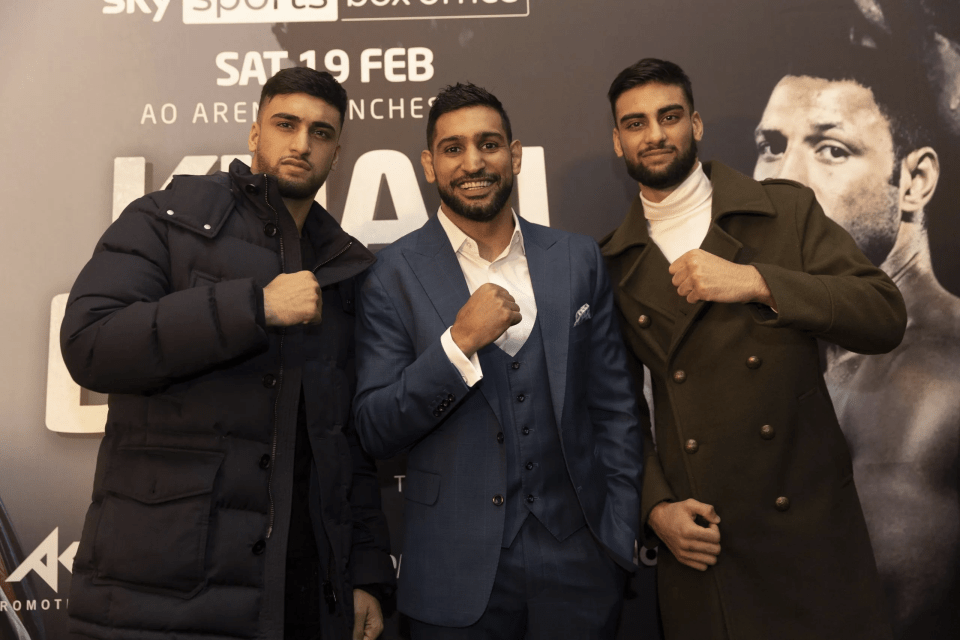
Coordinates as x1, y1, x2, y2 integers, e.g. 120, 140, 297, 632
259, 67, 348, 127
426, 83, 512, 149
608, 58, 695, 122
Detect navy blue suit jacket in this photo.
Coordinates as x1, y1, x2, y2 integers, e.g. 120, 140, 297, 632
354, 214, 641, 626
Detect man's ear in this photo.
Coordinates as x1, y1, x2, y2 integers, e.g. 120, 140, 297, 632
612, 127, 624, 158
692, 110, 704, 142
510, 139, 523, 176
331, 145, 341, 171
420, 149, 436, 184
899, 147, 940, 213
248, 121, 260, 157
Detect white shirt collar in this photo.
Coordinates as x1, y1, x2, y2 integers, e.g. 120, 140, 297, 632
436, 208, 526, 263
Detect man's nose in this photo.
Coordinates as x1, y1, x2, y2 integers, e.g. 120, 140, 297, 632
462, 147, 485, 173
290, 129, 311, 155
645, 121, 667, 146
771, 146, 807, 184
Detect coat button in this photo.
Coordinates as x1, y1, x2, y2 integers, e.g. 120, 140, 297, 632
447, 393, 455, 402
252, 540, 266, 555
760, 424, 775, 440
492, 494, 504, 506
497, 432, 504, 444
511, 362, 520, 370
259, 454, 271, 469
684, 439, 699, 454
638, 315, 651, 328
526, 495, 535, 504
245, 183, 258, 194
525, 462, 534, 470
775, 496, 790, 511
673, 370, 687, 384
433, 409, 441, 418
263, 222, 278, 237
522, 427, 530, 435
746, 355, 762, 369
516, 394, 525, 402
262, 373, 276, 388
441, 399, 450, 408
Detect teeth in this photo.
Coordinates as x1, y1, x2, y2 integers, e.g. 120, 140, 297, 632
459, 180, 494, 190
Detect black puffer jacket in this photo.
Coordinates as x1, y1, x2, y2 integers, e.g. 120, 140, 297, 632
61, 160, 394, 639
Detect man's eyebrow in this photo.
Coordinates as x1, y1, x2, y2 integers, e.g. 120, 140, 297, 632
435, 131, 505, 148
618, 104, 684, 126
271, 112, 337, 132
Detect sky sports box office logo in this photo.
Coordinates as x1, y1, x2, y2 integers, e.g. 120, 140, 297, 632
181, 0, 529, 24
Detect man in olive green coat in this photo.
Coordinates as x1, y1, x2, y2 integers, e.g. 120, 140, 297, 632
600, 59, 906, 640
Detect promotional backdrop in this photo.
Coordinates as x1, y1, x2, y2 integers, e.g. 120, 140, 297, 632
1, 1, 957, 638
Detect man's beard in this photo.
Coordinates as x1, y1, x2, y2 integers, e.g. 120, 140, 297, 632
624, 138, 698, 190
437, 172, 514, 222
258, 155, 325, 200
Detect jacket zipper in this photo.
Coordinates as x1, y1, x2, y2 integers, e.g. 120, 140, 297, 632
312, 240, 353, 273
263, 174, 284, 540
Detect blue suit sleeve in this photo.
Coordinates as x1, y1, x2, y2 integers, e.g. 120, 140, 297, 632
353, 268, 471, 459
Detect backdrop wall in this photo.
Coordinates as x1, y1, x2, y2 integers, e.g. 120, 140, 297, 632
1, 1, 957, 638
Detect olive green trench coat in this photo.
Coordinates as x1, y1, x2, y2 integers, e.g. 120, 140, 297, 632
601, 162, 905, 640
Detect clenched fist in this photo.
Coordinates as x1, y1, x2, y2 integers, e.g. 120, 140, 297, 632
669, 249, 776, 307
263, 271, 322, 327
450, 283, 522, 358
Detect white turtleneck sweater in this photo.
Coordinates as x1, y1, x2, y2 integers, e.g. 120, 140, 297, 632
640, 162, 713, 264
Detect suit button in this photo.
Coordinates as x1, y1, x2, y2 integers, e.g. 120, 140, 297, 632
525, 462, 534, 470
516, 394, 525, 402
497, 432, 504, 444
259, 454, 271, 469
638, 315, 651, 328
775, 496, 790, 512
262, 373, 276, 388
436, 405, 445, 413
526, 495, 535, 504
512, 362, 521, 370
433, 409, 441, 418
441, 400, 450, 408
684, 439, 699, 454
492, 495, 504, 506
522, 428, 530, 435
760, 424, 775, 440
673, 370, 686, 384
263, 222, 278, 237
252, 539, 266, 555
447, 393, 455, 402
245, 183, 257, 194
746, 355, 762, 369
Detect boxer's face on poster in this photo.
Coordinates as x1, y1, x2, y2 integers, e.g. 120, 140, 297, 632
753, 76, 901, 265
421, 105, 522, 222
612, 82, 702, 191
249, 92, 342, 201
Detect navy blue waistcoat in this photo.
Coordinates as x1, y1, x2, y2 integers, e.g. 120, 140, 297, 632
484, 318, 585, 547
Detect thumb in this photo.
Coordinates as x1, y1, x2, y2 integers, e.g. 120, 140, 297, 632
688, 499, 720, 524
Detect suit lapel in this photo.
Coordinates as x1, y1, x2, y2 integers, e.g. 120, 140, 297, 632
521, 218, 569, 425
403, 215, 505, 424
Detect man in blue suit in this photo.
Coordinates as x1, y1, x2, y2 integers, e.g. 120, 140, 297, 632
353, 83, 641, 638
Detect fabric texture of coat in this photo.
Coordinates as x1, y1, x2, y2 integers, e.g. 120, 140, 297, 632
60, 159, 394, 640
600, 161, 905, 640
352, 215, 641, 627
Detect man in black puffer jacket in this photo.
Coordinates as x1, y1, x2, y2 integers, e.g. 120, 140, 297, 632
61, 68, 394, 640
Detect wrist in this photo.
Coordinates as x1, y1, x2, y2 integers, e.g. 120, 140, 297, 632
450, 325, 476, 358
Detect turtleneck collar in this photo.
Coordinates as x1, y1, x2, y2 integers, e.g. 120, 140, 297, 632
640, 162, 712, 220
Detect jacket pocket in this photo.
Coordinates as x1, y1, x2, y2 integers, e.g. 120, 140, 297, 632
92, 446, 224, 598
189, 269, 220, 288
404, 467, 440, 506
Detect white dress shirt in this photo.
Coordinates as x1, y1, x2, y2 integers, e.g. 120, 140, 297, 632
437, 209, 538, 387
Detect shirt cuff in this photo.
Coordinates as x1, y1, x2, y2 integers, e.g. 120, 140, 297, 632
440, 327, 483, 387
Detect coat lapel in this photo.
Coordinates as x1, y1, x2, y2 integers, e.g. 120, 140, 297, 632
402, 215, 504, 424
520, 217, 569, 425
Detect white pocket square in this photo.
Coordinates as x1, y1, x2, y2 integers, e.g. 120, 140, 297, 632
573, 303, 591, 327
